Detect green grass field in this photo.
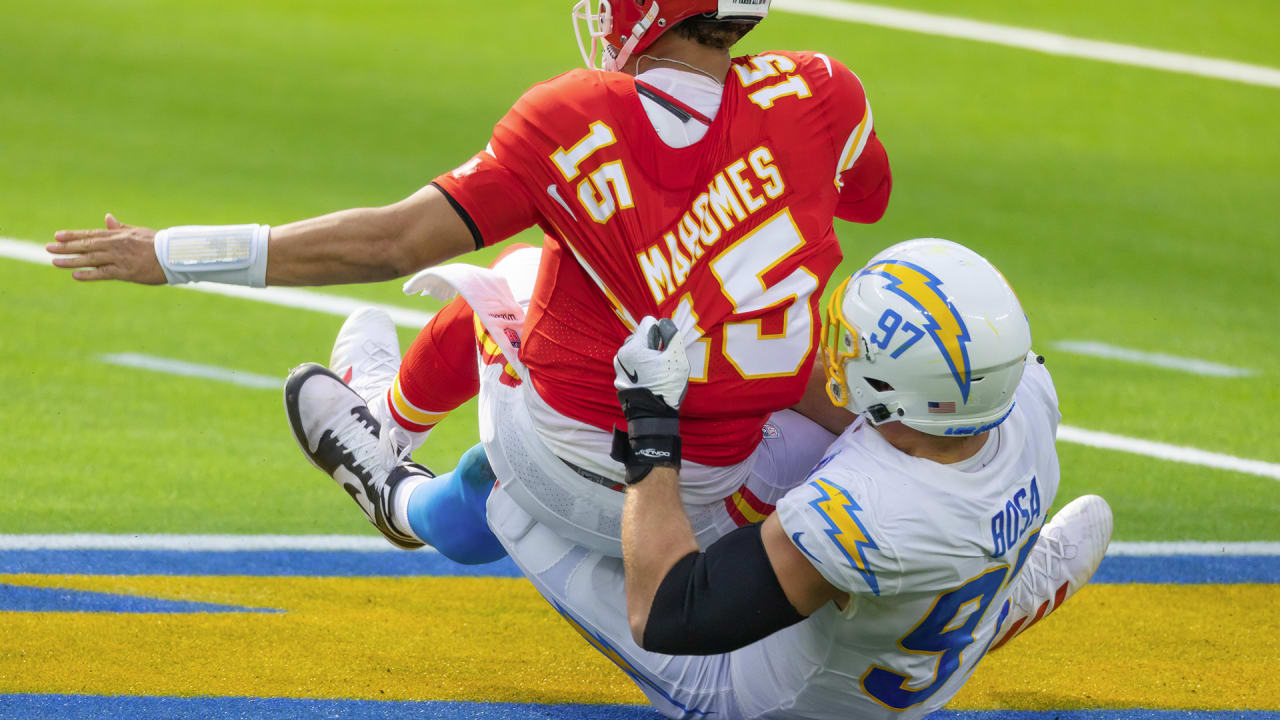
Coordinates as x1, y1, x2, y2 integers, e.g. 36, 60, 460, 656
2, 0, 1275, 540
3, 1, 1280, 716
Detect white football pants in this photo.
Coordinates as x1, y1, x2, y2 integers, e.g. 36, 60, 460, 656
480, 366, 839, 718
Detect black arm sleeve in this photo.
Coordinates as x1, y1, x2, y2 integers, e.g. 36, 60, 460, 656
642, 523, 806, 655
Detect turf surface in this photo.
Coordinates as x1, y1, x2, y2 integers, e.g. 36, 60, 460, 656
2, 0, 1276, 537
1, 0, 1277, 716
9, 695, 1266, 719
4, 567, 1276, 709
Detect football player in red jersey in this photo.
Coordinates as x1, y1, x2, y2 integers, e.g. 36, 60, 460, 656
334, 0, 894, 557
50, 0, 890, 559
52, 0, 892, 684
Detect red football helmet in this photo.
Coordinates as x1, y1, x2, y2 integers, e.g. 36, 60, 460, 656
573, 0, 771, 72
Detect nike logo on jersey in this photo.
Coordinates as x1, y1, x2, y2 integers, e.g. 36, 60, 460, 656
546, 184, 577, 219
792, 532, 822, 564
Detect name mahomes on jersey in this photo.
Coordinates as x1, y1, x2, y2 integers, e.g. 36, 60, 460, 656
432, 51, 892, 467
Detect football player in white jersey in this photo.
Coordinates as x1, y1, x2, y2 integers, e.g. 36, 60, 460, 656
481, 238, 1113, 719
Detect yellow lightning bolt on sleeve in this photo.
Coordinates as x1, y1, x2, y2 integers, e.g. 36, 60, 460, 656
810, 477, 882, 595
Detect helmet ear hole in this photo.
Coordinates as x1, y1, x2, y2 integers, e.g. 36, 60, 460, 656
865, 377, 894, 392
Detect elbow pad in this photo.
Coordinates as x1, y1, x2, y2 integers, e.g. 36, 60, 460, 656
642, 523, 805, 656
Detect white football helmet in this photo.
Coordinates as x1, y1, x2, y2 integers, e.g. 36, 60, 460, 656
823, 239, 1032, 436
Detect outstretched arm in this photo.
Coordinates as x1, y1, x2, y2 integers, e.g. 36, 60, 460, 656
48, 183, 476, 286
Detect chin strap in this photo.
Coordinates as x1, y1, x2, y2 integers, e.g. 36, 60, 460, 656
606, 2, 661, 71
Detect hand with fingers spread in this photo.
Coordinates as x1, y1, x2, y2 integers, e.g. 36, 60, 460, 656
48, 214, 165, 284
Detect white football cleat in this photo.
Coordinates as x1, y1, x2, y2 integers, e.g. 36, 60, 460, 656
330, 307, 402, 405
990, 494, 1113, 651
329, 306, 421, 468
285, 363, 429, 550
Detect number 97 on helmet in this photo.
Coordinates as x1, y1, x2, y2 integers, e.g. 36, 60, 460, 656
822, 238, 1033, 437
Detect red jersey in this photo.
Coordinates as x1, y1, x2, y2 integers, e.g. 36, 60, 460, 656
433, 51, 891, 466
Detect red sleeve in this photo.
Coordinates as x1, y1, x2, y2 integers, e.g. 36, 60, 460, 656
813, 54, 891, 224
431, 150, 540, 249
836, 132, 891, 224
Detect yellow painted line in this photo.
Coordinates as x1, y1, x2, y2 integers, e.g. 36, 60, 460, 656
0, 575, 644, 705
1, 576, 1275, 710
955, 584, 1280, 710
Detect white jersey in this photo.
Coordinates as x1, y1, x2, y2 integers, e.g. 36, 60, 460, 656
739, 357, 1061, 719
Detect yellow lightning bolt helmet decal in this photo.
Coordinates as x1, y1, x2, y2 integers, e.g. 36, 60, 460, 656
859, 260, 973, 402
809, 477, 881, 596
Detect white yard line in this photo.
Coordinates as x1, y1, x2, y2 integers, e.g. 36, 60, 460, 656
773, 0, 1280, 90
0, 534, 415, 552
1107, 541, 1280, 557
8, 240, 1280, 483
0, 237, 434, 329
1057, 425, 1280, 481
0, 237, 52, 264
175, 282, 435, 329
1053, 340, 1256, 378
0, 534, 1272, 557
100, 353, 282, 390
99, 350, 1280, 481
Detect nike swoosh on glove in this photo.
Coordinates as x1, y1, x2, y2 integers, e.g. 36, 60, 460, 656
613, 316, 689, 411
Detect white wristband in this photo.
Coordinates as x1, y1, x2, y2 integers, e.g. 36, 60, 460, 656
154, 224, 270, 287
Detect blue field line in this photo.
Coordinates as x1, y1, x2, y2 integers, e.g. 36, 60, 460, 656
0, 695, 1274, 719
0, 583, 281, 613
931, 714, 1278, 719
1093, 555, 1279, 584
932, 715, 1278, 720
1, 550, 1277, 584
